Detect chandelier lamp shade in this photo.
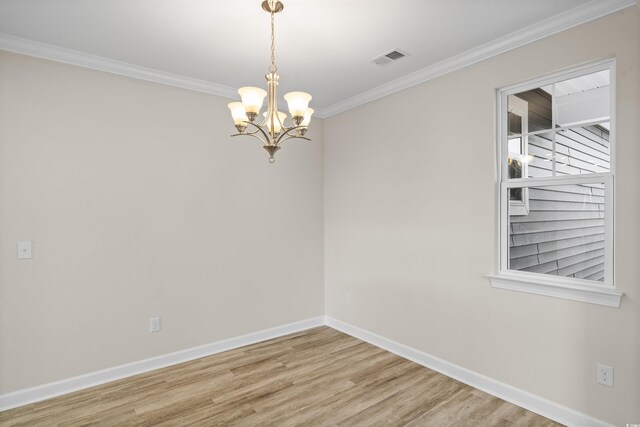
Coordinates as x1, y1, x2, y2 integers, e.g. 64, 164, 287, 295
227, 0, 314, 163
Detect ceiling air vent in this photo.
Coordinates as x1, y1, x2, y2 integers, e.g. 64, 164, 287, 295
370, 49, 410, 66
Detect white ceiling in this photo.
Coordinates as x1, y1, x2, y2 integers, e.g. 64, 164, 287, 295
0, 0, 624, 112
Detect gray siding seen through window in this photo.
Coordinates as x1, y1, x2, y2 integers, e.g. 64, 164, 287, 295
507, 90, 609, 282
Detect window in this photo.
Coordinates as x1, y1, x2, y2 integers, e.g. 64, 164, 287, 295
489, 60, 622, 307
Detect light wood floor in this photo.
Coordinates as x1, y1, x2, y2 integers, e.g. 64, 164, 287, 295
0, 327, 562, 426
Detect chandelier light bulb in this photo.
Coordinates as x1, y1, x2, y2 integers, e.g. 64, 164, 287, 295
228, 102, 248, 132
301, 107, 314, 126
297, 108, 314, 136
284, 91, 312, 124
238, 87, 267, 120
263, 111, 287, 134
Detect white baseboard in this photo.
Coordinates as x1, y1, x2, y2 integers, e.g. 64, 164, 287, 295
325, 316, 613, 427
0, 315, 615, 426
0, 316, 324, 412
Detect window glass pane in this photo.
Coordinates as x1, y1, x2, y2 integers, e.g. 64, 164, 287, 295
507, 111, 522, 137
555, 70, 610, 127
508, 90, 553, 133
508, 136, 522, 154
555, 123, 610, 175
509, 125, 611, 179
506, 132, 554, 179
510, 186, 523, 202
526, 132, 554, 178
507, 157, 523, 181
508, 182, 606, 282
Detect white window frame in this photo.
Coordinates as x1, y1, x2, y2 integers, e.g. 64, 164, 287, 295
507, 95, 530, 216
488, 59, 622, 308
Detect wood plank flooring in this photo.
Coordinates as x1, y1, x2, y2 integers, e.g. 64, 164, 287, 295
0, 327, 562, 426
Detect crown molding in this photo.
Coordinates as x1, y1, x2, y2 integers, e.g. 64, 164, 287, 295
0, 0, 635, 120
0, 33, 239, 100
0, 33, 333, 118
320, 0, 637, 118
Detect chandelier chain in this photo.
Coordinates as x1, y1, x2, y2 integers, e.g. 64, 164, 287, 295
269, 4, 277, 73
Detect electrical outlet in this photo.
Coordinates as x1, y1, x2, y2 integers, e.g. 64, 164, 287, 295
345, 292, 351, 305
17, 241, 32, 259
149, 317, 161, 333
597, 364, 613, 387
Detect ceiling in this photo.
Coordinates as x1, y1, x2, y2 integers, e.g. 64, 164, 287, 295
0, 0, 628, 114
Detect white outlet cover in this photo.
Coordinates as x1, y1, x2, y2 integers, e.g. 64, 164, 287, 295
17, 241, 32, 259
597, 364, 613, 387
149, 317, 161, 333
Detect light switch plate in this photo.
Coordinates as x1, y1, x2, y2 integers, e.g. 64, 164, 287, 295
17, 241, 32, 259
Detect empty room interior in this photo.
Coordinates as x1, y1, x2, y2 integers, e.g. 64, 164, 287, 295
1, 0, 639, 425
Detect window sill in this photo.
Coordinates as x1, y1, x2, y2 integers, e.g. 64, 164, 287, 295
487, 272, 622, 308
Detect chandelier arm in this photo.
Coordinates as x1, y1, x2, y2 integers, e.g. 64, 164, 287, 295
234, 127, 262, 137
277, 135, 311, 144
244, 120, 273, 144
275, 131, 311, 145
275, 125, 311, 143
231, 133, 268, 145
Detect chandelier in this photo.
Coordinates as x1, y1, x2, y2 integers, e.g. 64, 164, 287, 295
227, 0, 313, 163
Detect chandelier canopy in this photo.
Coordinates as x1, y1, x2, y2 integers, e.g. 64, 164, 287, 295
228, 0, 313, 163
